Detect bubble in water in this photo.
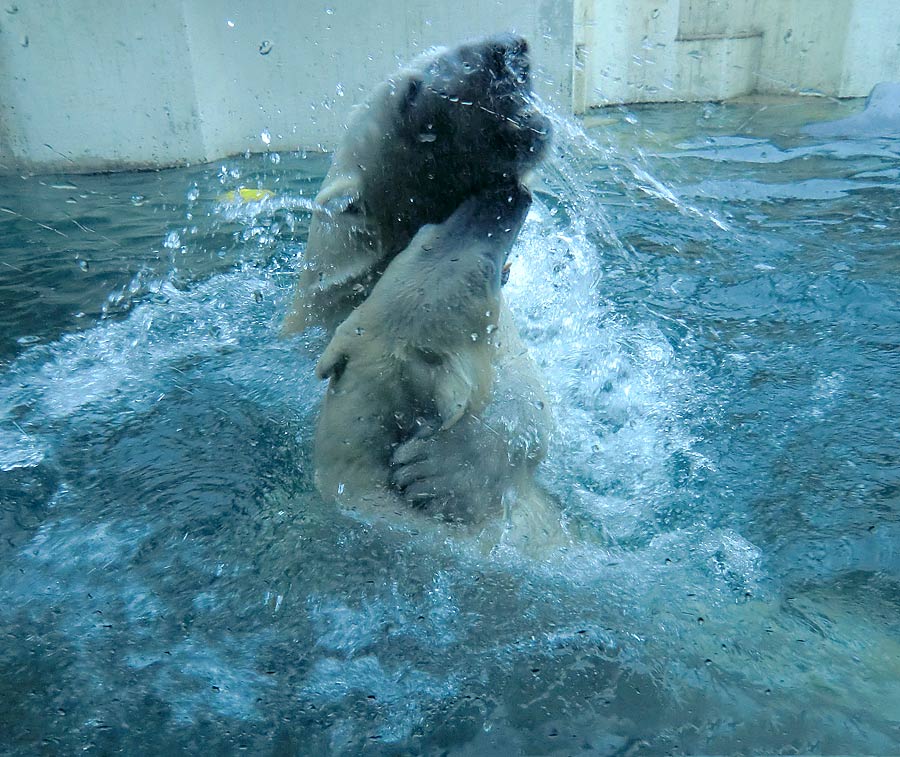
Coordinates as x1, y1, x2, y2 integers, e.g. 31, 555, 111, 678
77, 259, 90, 272
418, 133, 437, 143
260, 129, 271, 146
324, 7, 334, 14
186, 186, 200, 202
226, 19, 235, 28
259, 40, 273, 55
646, 345, 664, 362
130, 194, 145, 206
336, 83, 345, 97
269, 152, 281, 165
163, 231, 181, 250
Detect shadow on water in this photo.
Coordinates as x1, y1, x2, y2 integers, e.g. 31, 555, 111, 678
1, 97, 899, 754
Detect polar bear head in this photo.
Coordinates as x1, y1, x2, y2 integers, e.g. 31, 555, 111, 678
391, 34, 552, 175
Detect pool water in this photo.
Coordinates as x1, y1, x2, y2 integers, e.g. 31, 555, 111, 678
1, 97, 899, 754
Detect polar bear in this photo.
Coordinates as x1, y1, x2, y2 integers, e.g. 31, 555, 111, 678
314, 184, 531, 522
284, 35, 554, 521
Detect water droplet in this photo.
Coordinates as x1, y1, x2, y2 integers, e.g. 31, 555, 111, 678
417, 133, 437, 143
259, 40, 273, 55
16, 335, 40, 345
269, 152, 281, 164
130, 194, 145, 206
260, 129, 271, 145
324, 7, 334, 14
186, 186, 200, 202
335, 83, 345, 97
164, 231, 181, 249
226, 19, 235, 28
470, 333, 478, 342
355, 327, 365, 336
77, 259, 90, 272
337, 482, 345, 495
651, 8, 660, 18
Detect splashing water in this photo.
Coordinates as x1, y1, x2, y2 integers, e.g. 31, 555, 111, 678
1, 100, 899, 754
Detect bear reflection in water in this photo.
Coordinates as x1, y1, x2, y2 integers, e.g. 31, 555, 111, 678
284, 35, 560, 531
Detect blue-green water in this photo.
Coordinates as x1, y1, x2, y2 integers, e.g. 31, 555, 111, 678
1, 98, 898, 755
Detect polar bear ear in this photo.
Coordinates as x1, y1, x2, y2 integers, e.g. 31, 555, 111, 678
314, 174, 363, 216
399, 74, 424, 116
315, 335, 350, 382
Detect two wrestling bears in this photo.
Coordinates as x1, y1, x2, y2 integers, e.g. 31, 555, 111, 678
284, 35, 554, 525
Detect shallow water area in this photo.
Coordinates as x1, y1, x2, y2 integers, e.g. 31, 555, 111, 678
1, 98, 899, 754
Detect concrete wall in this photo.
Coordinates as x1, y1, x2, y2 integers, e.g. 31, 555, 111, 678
0, 0, 573, 174
575, 0, 900, 110
4, 0, 899, 172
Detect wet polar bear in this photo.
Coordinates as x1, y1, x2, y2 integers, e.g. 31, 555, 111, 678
284, 35, 554, 523
314, 185, 531, 522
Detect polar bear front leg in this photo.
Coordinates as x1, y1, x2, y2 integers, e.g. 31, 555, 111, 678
390, 304, 552, 523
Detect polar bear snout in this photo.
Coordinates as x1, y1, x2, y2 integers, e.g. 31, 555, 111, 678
484, 34, 530, 84
452, 183, 532, 241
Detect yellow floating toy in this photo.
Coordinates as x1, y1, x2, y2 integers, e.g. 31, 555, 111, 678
220, 187, 275, 202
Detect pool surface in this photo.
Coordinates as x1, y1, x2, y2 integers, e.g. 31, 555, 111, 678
1, 97, 899, 754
